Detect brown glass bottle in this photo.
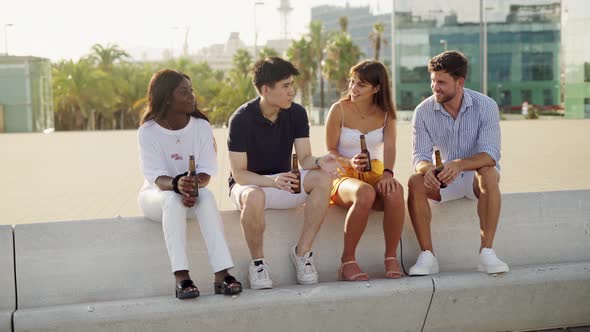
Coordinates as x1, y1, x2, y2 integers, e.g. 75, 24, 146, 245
188, 155, 199, 197
434, 150, 447, 188
291, 154, 301, 194
360, 134, 372, 172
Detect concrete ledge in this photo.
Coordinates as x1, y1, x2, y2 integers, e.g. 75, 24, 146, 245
0, 225, 15, 332
13, 278, 433, 332
423, 261, 590, 332
402, 190, 590, 272
14, 190, 590, 309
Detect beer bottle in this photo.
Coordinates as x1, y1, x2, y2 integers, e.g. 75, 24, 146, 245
434, 150, 447, 189
291, 154, 301, 194
360, 135, 372, 172
188, 155, 199, 197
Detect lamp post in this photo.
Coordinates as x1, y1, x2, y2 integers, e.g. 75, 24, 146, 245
440, 39, 448, 51
4, 24, 14, 56
390, 0, 397, 108
480, 1, 494, 95
253, 1, 264, 59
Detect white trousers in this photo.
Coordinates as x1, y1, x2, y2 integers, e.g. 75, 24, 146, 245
138, 187, 234, 273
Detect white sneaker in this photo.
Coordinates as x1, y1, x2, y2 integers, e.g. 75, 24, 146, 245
248, 259, 273, 290
409, 250, 439, 276
290, 245, 319, 285
478, 248, 509, 274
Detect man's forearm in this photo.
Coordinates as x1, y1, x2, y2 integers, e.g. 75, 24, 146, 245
299, 155, 318, 170
454, 152, 496, 171
232, 169, 276, 187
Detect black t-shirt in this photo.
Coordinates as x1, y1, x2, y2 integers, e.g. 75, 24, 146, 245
227, 97, 310, 189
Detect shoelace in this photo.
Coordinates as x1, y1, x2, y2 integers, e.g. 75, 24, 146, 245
297, 256, 316, 274
253, 266, 270, 281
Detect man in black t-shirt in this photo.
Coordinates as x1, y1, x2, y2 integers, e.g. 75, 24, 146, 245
227, 57, 339, 290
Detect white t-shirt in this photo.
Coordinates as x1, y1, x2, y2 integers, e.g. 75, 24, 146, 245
138, 117, 218, 192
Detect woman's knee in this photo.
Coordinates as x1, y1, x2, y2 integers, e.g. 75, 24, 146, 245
383, 185, 405, 207
354, 184, 376, 209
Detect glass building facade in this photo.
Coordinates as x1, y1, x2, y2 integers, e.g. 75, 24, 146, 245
562, 0, 590, 118
311, 0, 586, 116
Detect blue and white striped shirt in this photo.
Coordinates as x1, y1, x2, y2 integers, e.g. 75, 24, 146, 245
411, 88, 501, 170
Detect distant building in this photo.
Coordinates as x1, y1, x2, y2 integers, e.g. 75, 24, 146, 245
193, 32, 247, 72
0, 56, 54, 133
562, 0, 590, 118
311, 1, 569, 112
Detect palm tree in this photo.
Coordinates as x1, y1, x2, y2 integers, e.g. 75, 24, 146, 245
323, 25, 362, 94
287, 37, 314, 110
258, 47, 279, 60
309, 21, 328, 123
88, 43, 129, 72
52, 59, 108, 130
112, 63, 153, 129
232, 49, 253, 77
209, 49, 256, 126
369, 22, 386, 61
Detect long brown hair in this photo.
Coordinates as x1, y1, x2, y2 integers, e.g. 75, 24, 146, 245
340, 60, 396, 119
140, 68, 208, 125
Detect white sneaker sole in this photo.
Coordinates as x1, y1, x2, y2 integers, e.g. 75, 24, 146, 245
250, 282, 273, 290
296, 276, 318, 285
478, 264, 509, 274
409, 265, 439, 276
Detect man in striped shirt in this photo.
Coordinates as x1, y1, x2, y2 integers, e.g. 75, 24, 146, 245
407, 51, 509, 275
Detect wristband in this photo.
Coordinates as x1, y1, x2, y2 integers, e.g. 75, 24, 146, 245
383, 168, 394, 177
172, 172, 187, 194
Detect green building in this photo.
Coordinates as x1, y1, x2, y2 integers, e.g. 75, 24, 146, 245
562, 0, 590, 118
0, 56, 54, 133
311, 1, 577, 114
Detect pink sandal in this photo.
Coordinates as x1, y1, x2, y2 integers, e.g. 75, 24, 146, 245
385, 257, 405, 279
338, 261, 370, 281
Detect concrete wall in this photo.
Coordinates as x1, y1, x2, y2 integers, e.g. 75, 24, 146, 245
13, 279, 433, 332
424, 262, 590, 332
401, 190, 590, 272
0, 225, 15, 332
8, 190, 590, 331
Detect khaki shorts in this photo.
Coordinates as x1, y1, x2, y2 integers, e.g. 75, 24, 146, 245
230, 169, 310, 210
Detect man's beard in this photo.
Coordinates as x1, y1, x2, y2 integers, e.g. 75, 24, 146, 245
434, 91, 455, 104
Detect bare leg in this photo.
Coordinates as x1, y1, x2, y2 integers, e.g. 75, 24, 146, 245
473, 167, 501, 251
373, 185, 405, 259
297, 170, 332, 255
333, 179, 376, 261
407, 174, 441, 253
239, 188, 266, 259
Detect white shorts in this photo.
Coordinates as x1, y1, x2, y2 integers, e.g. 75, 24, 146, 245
230, 169, 310, 210
430, 171, 478, 204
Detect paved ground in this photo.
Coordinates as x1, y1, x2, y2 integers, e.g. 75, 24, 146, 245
1, 119, 589, 225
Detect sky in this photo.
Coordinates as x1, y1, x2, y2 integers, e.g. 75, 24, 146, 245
0, 0, 392, 61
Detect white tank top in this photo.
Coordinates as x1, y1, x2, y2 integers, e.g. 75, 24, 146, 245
336, 103, 386, 160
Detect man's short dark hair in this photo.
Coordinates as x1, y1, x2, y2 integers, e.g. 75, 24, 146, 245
428, 51, 468, 80
252, 56, 299, 92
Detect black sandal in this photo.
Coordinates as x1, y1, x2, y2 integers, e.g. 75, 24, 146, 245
214, 275, 243, 295
175, 279, 199, 299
